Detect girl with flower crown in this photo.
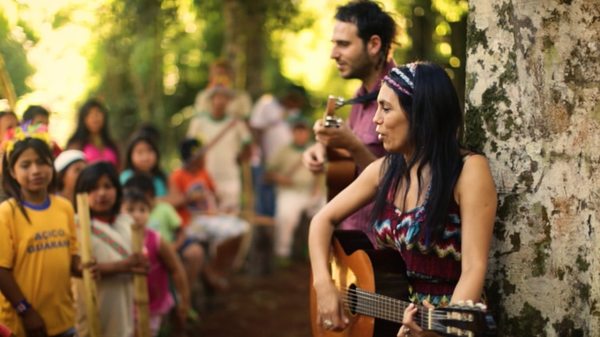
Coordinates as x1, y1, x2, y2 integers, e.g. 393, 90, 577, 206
0, 123, 91, 337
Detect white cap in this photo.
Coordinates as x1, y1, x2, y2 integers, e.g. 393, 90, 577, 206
54, 150, 86, 172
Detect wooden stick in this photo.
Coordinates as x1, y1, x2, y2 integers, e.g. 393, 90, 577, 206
131, 221, 151, 337
0, 54, 17, 111
76, 193, 101, 337
233, 161, 256, 270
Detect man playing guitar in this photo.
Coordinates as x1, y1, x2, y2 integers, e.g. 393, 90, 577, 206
302, 0, 398, 243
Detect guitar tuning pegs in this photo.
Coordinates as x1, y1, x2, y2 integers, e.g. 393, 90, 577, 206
324, 116, 343, 128
475, 303, 487, 311
334, 96, 346, 108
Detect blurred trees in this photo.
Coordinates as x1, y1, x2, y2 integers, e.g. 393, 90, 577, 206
221, 0, 307, 98
394, 0, 468, 101
88, 0, 307, 162
0, 0, 468, 162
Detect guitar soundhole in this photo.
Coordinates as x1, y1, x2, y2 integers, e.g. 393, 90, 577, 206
347, 284, 358, 314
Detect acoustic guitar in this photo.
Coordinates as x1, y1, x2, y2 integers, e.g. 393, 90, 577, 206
309, 230, 497, 337
323, 96, 357, 200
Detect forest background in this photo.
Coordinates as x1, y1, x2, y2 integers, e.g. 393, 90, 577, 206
3, 1, 600, 336
0, 0, 468, 167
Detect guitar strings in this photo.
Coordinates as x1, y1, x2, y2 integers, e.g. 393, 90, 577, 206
340, 287, 452, 326
337, 285, 479, 333
341, 293, 448, 331
340, 298, 445, 330
341, 298, 447, 331
342, 288, 450, 319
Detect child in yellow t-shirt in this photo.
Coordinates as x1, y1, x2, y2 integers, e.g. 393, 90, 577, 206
0, 124, 87, 337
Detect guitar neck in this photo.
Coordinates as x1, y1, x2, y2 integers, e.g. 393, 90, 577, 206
346, 287, 438, 330
324, 95, 337, 118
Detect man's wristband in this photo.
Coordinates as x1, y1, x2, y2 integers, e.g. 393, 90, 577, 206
14, 299, 31, 316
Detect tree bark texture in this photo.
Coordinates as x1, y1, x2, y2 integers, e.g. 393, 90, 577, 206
222, 0, 266, 98
465, 1, 600, 336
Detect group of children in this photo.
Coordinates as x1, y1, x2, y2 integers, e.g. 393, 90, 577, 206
0, 99, 253, 337
0, 57, 326, 336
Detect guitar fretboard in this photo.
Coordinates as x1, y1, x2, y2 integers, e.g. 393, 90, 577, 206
343, 287, 447, 333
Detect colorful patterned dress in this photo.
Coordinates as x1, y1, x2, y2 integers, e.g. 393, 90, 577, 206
374, 194, 462, 306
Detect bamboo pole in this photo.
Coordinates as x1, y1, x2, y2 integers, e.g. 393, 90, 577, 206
233, 160, 255, 270
131, 221, 150, 337
75, 193, 101, 337
0, 53, 17, 111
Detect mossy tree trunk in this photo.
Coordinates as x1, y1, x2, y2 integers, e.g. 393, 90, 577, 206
466, 1, 600, 336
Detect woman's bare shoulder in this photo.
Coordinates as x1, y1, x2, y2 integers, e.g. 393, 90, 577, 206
456, 153, 496, 199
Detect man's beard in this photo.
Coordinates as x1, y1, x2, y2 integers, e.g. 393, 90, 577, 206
341, 52, 374, 81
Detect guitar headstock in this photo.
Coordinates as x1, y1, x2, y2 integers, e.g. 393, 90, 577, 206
432, 301, 497, 337
323, 95, 344, 128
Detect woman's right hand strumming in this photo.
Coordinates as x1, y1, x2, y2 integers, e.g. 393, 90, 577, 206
308, 160, 380, 332
314, 278, 348, 331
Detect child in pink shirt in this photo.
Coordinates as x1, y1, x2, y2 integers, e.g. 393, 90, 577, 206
121, 188, 190, 336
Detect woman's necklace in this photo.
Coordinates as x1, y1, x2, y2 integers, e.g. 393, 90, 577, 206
91, 135, 104, 148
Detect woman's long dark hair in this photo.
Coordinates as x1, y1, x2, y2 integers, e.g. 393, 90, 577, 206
123, 134, 167, 184
2, 138, 57, 222
66, 99, 119, 154
74, 162, 122, 217
371, 62, 464, 247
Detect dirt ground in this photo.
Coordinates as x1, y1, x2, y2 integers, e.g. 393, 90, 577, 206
196, 260, 312, 337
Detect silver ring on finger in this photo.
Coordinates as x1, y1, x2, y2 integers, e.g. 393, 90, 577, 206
323, 319, 333, 329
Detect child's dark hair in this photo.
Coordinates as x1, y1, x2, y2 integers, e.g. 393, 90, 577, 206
123, 173, 156, 198
22, 105, 50, 123
124, 134, 166, 183
1, 138, 56, 221
122, 188, 152, 209
179, 138, 202, 162
0, 110, 18, 121
74, 162, 122, 216
135, 123, 161, 143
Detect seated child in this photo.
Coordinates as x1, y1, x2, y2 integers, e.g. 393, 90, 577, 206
169, 139, 249, 287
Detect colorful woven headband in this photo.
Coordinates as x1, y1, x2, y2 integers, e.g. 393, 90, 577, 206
1, 122, 53, 156
383, 63, 418, 97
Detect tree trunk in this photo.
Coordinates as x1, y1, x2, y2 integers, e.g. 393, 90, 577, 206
222, 0, 266, 98
409, 0, 435, 61
222, 0, 244, 85
465, 1, 600, 336
242, 1, 265, 99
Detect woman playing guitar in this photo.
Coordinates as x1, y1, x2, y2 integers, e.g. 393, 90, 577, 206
309, 62, 497, 336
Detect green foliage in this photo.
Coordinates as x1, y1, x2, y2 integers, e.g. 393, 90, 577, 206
0, 12, 34, 99
392, 0, 468, 102
83, 0, 468, 166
